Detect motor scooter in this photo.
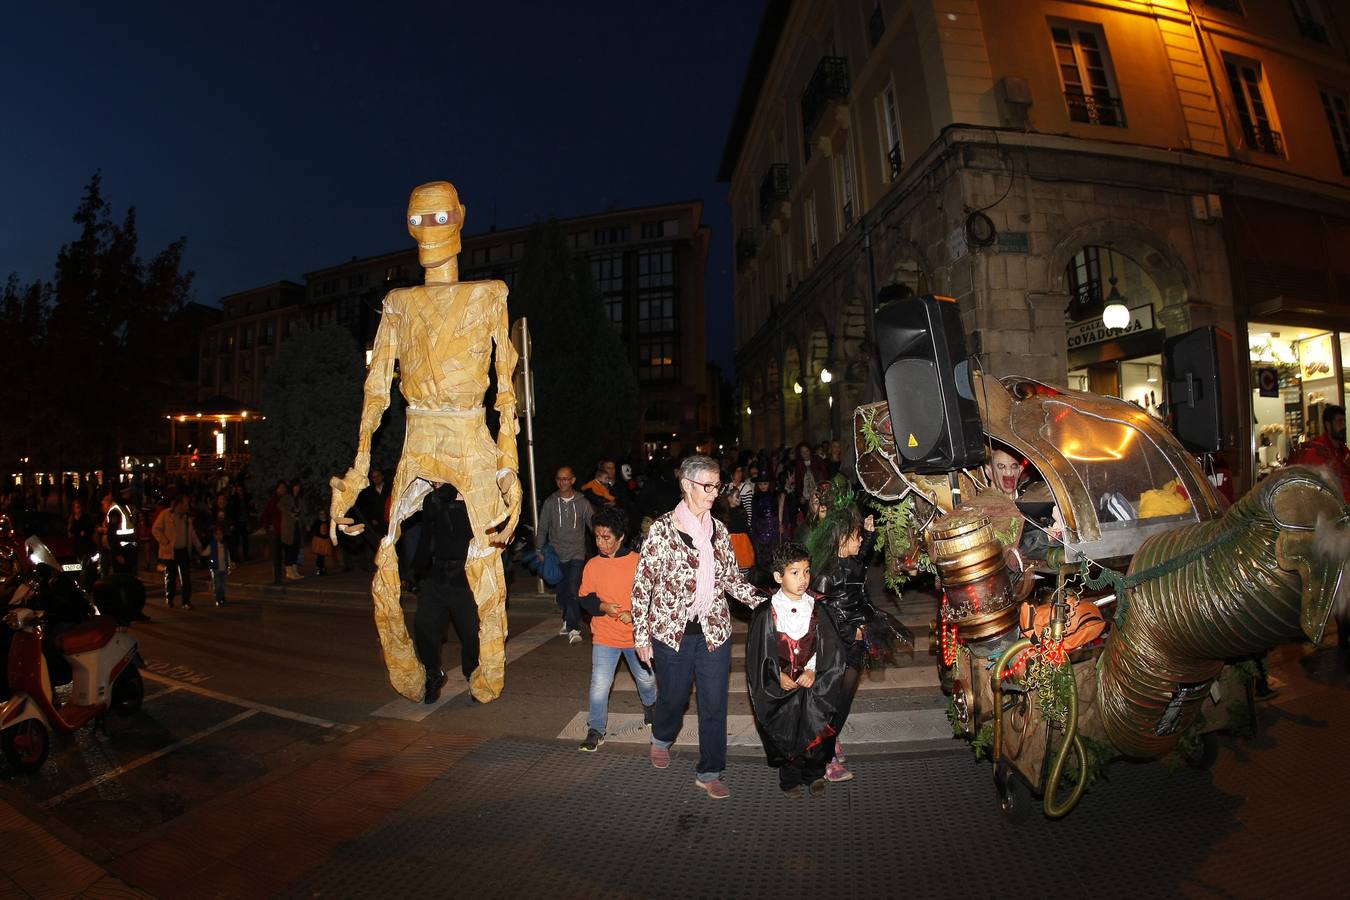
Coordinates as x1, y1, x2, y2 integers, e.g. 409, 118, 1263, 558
0, 539, 143, 773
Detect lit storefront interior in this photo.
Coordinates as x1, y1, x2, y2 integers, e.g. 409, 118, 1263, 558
1246, 323, 1348, 478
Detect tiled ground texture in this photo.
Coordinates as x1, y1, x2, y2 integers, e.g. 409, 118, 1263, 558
285, 651, 1345, 900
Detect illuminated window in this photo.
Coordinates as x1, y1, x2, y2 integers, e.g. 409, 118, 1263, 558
1050, 22, 1125, 127
636, 248, 678, 380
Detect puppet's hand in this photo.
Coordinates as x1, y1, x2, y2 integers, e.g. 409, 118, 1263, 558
496, 469, 522, 540
778, 672, 798, 692
329, 470, 368, 542
795, 670, 816, 688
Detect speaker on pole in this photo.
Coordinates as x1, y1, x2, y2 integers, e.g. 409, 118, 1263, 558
1163, 324, 1235, 453
874, 292, 986, 473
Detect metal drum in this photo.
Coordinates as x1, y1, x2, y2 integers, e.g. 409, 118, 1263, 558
929, 508, 1016, 640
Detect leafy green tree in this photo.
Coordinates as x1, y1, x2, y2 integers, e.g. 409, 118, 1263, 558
508, 221, 640, 498
251, 324, 366, 514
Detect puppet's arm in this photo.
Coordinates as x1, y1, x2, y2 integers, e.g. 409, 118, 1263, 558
331, 297, 398, 541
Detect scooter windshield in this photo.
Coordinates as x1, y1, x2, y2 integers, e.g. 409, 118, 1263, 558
25, 535, 60, 570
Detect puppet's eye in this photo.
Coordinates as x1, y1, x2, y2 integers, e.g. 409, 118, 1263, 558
435, 211, 449, 225
409, 215, 422, 226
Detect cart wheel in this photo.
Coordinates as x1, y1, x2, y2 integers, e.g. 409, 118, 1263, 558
1184, 732, 1219, 770
995, 764, 1032, 824
112, 665, 144, 716
2, 720, 51, 773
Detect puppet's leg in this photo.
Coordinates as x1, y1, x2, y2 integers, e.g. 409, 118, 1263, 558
371, 469, 433, 701
465, 544, 507, 702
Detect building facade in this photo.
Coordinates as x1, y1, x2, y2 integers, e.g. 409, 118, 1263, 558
721, 0, 1350, 490
198, 201, 712, 448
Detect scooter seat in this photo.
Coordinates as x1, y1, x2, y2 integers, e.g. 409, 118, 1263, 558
57, 616, 118, 655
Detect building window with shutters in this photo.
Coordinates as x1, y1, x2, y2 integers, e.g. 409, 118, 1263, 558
1049, 21, 1126, 128
1320, 88, 1350, 175
878, 82, 902, 181
1223, 55, 1285, 156
836, 148, 856, 230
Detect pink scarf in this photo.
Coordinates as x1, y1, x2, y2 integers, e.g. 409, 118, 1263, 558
674, 500, 716, 620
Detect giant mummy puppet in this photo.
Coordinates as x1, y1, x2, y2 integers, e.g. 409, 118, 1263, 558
330, 181, 522, 703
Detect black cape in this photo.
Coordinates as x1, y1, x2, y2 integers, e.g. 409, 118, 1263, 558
746, 598, 846, 766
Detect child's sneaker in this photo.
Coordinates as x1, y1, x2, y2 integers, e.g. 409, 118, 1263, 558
809, 778, 827, 796
825, 761, 853, 782
781, 785, 804, 798
579, 728, 604, 752
833, 739, 846, 764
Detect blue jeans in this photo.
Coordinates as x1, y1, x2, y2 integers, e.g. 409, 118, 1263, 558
588, 644, 658, 733
650, 632, 731, 781
556, 558, 585, 631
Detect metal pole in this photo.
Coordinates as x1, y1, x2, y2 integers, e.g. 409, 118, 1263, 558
517, 317, 544, 594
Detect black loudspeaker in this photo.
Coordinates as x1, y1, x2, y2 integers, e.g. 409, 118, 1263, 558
1163, 325, 1236, 452
874, 293, 986, 473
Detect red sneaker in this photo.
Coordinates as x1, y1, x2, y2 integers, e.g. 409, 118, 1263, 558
695, 778, 731, 800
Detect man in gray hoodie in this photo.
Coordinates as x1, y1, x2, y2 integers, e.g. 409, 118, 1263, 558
536, 466, 594, 643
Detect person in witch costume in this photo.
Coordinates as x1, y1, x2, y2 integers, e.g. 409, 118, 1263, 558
746, 542, 846, 797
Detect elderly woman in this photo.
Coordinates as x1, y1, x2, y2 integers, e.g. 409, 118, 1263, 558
633, 455, 764, 800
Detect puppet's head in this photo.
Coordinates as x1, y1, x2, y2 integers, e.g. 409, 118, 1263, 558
407, 181, 466, 268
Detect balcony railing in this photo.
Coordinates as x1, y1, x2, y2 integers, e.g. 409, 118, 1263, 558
867, 4, 885, 49
1065, 91, 1126, 127
888, 142, 903, 180
758, 164, 791, 224
1294, 14, 1329, 43
801, 56, 851, 140
1242, 126, 1285, 156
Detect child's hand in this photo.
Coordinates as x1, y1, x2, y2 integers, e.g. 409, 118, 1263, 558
778, 672, 798, 692
863, 514, 875, 532
795, 670, 816, 688
618, 611, 633, 625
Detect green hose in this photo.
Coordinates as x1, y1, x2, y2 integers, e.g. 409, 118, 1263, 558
1041, 661, 1087, 819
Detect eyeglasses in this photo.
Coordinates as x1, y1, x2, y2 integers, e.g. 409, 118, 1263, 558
684, 478, 722, 494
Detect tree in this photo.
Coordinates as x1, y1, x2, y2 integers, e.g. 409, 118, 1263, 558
508, 221, 640, 497
251, 324, 367, 513
41, 172, 194, 474
0, 275, 49, 463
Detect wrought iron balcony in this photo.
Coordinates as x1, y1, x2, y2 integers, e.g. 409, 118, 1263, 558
1243, 126, 1285, 156
1065, 91, 1126, 127
1294, 14, 1329, 43
758, 164, 790, 224
867, 4, 885, 50
801, 56, 850, 141
888, 142, 903, 180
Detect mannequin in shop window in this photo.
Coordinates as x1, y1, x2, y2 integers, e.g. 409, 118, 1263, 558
1288, 404, 1350, 503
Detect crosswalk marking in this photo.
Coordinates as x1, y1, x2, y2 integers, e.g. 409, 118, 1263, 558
555, 708, 953, 747
609, 660, 938, 692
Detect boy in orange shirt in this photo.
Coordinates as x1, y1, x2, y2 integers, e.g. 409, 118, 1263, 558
577, 505, 658, 752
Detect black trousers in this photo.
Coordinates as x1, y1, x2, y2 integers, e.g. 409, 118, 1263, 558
164, 549, 192, 604
778, 746, 830, 789
413, 578, 479, 680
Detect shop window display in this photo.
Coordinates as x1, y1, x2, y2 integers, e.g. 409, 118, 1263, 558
1248, 323, 1344, 476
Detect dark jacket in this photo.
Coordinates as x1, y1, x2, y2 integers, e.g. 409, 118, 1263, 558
810, 533, 877, 643
412, 485, 471, 588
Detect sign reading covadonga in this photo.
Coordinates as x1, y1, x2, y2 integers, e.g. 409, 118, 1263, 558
1066, 304, 1155, 350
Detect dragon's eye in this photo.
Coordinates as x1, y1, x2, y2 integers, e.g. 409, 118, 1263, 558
409, 215, 422, 226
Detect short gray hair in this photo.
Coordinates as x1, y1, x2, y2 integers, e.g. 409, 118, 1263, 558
678, 454, 719, 482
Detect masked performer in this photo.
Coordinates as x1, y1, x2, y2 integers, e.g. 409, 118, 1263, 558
331, 181, 521, 704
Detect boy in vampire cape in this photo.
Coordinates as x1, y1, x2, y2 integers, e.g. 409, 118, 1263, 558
746, 542, 846, 796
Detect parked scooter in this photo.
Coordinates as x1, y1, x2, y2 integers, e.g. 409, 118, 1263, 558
0, 537, 143, 773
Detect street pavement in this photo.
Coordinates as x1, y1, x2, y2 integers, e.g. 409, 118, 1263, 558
1, 553, 1348, 897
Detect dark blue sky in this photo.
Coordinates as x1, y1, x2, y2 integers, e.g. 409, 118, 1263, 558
0, 1, 763, 373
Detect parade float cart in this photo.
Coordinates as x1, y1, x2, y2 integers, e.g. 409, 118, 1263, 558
855, 365, 1346, 821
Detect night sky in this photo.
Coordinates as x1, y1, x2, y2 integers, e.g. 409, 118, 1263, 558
0, 1, 764, 374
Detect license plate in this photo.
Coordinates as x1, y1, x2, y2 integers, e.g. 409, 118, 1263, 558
61, 563, 83, 573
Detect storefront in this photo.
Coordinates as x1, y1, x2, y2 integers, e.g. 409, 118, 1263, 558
1064, 246, 1167, 419
1246, 323, 1349, 478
